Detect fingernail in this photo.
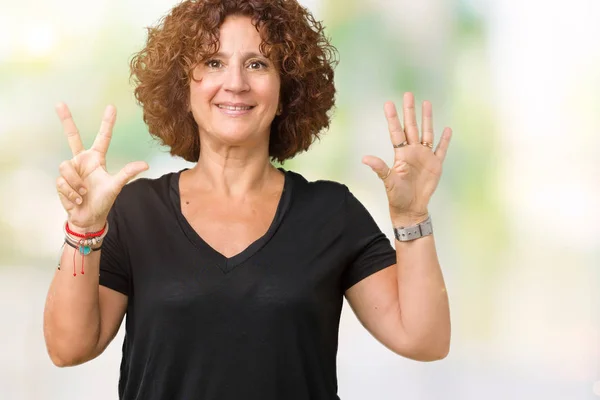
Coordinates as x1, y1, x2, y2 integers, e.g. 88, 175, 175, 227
76, 198, 82, 205
79, 188, 87, 195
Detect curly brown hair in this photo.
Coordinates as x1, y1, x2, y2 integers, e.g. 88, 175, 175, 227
129, 0, 338, 163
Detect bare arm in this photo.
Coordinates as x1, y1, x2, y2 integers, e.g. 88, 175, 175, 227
43, 238, 128, 367
345, 232, 450, 361
353, 93, 452, 361
44, 103, 147, 367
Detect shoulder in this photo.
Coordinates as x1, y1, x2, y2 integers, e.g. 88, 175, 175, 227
113, 169, 181, 210
285, 169, 350, 208
286, 169, 349, 195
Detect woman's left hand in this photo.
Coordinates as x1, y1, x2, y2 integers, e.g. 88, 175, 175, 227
362, 92, 452, 225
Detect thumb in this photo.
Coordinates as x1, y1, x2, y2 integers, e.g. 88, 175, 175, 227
362, 155, 390, 179
113, 161, 149, 189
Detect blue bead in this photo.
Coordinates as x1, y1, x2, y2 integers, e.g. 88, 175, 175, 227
78, 246, 91, 255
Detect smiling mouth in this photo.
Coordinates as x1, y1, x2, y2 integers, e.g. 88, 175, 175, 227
217, 104, 254, 111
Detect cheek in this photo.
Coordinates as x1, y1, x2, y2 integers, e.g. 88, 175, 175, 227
189, 79, 219, 107
257, 79, 281, 108
189, 82, 219, 125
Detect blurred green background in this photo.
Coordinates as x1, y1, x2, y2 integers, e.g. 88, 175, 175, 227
1, 0, 599, 398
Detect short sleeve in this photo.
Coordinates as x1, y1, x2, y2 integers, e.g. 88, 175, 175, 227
99, 201, 131, 296
340, 188, 396, 292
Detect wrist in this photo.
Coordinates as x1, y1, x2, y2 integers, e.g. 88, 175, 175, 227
64, 220, 110, 254
392, 214, 433, 242
390, 210, 429, 228
67, 221, 108, 235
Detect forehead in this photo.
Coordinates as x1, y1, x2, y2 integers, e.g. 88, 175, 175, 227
218, 14, 264, 53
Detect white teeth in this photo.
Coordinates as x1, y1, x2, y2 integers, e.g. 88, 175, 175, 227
218, 105, 252, 111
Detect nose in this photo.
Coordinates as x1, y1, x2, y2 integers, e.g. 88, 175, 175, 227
222, 64, 250, 93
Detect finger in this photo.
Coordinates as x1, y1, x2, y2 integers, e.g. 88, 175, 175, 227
57, 191, 77, 212
361, 155, 390, 180
56, 103, 85, 156
56, 177, 83, 206
434, 127, 452, 162
58, 160, 87, 196
421, 100, 434, 145
91, 105, 117, 155
384, 101, 407, 148
402, 92, 419, 144
113, 161, 149, 189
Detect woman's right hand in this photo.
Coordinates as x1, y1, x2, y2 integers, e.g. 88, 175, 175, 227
55, 103, 149, 231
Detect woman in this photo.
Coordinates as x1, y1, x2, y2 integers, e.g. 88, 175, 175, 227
43, 0, 452, 399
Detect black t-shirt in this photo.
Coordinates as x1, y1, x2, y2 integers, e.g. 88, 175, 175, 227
99, 168, 396, 400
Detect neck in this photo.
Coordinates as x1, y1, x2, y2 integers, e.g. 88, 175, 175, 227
188, 136, 278, 197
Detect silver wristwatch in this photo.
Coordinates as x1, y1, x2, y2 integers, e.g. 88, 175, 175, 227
393, 215, 433, 242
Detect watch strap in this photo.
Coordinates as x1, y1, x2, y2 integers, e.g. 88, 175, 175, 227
393, 215, 433, 242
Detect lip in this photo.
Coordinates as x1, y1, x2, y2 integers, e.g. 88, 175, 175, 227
218, 102, 254, 107
215, 102, 255, 117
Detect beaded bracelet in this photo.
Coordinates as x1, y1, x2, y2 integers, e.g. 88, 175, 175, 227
60, 221, 109, 277
58, 238, 104, 271
64, 237, 103, 253
64, 222, 108, 252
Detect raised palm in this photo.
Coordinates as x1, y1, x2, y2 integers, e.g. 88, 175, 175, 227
363, 92, 452, 223
55, 104, 148, 230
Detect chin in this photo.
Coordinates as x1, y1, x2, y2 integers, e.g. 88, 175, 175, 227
213, 127, 260, 146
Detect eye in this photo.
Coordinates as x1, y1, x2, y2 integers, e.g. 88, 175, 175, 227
205, 59, 222, 69
248, 60, 267, 70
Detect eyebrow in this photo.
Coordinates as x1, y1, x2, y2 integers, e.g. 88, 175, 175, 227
212, 51, 268, 60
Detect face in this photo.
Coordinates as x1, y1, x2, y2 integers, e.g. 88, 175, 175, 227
189, 15, 281, 149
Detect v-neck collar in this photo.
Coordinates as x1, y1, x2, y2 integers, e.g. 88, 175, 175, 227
169, 167, 292, 274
